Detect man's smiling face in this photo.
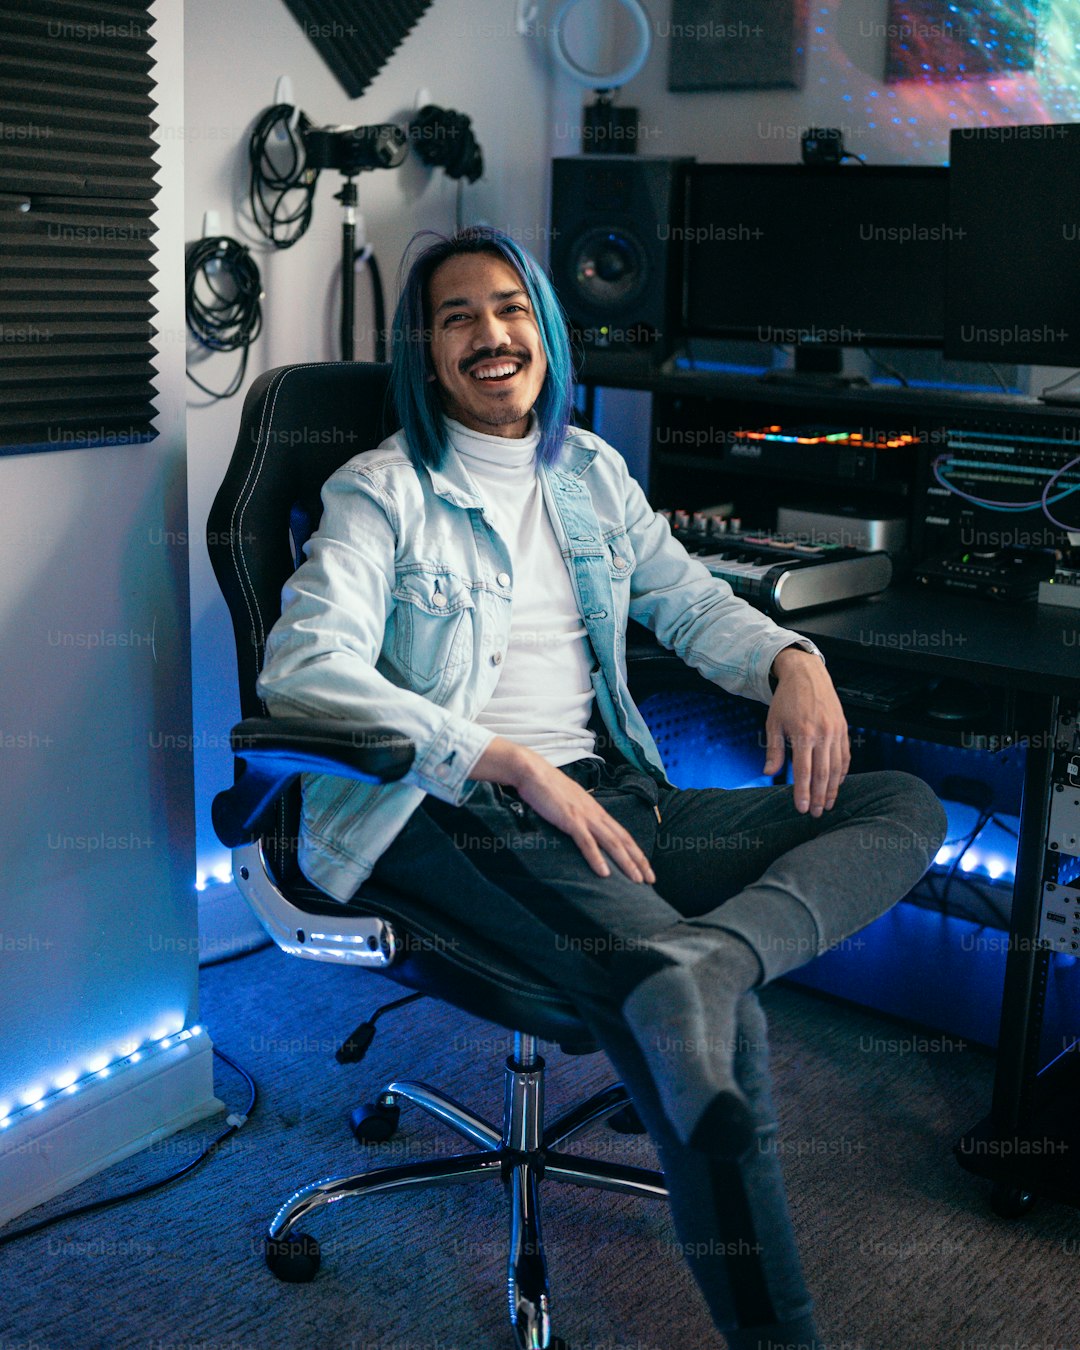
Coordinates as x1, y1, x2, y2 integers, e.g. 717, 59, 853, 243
426, 250, 548, 439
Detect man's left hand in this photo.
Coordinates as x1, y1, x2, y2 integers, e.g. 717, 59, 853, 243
762, 647, 849, 816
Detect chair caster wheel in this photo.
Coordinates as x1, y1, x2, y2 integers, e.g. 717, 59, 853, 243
265, 1232, 321, 1282
990, 1182, 1036, 1218
349, 1094, 401, 1142
607, 1103, 646, 1134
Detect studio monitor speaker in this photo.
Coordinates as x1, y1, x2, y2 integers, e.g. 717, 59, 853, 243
549, 156, 692, 375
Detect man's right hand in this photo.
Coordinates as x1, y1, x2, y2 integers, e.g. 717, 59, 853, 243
470, 737, 656, 885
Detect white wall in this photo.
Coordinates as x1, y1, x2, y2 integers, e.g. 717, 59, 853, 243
0, 0, 217, 1224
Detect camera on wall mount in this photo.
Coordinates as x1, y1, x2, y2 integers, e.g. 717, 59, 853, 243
246, 104, 410, 362
298, 121, 408, 363
300, 122, 408, 175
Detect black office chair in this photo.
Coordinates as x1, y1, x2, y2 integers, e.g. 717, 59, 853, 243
208, 362, 667, 1350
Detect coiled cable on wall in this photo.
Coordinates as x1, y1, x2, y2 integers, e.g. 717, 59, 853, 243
248, 103, 317, 248
185, 236, 263, 400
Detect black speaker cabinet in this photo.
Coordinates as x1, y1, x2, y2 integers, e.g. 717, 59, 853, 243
550, 156, 693, 377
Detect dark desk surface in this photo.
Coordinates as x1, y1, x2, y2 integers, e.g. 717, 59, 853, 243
787, 583, 1080, 696
629, 583, 1080, 696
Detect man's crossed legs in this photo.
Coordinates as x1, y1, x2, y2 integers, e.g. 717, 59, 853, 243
362, 759, 947, 1349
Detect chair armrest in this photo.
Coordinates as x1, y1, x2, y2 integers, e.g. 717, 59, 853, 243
212, 717, 414, 848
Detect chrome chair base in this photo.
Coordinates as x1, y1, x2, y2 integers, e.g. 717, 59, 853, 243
266, 1033, 668, 1350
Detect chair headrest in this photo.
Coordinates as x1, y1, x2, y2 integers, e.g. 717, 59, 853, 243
208, 362, 397, 720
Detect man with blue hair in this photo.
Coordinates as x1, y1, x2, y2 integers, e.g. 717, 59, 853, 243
258, 226, 947, 1350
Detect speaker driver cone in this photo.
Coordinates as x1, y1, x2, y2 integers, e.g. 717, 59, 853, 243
570, 228, 649, 309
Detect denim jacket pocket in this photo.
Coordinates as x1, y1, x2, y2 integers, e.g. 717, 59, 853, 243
603, 531, 636, 634
390, 569, 475, 697
604, 531, 637, 581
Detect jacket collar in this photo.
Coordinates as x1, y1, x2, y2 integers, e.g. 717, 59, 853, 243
550, 429, 600, 482
424, 441, 486, 509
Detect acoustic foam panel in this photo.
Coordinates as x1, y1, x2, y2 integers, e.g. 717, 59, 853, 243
0, 0, 160, 452
279, 0, 434, 99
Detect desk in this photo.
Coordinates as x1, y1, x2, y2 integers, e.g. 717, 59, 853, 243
628, 583, 1080, 1216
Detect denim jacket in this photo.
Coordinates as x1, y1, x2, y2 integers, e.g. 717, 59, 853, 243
257, 425, 820, 901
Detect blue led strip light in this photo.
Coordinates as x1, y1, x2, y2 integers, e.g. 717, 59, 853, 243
0, 1025, 204, 1133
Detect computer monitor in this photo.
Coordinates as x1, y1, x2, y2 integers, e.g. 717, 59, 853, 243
945, 123, 1080, 370
681, 164, 950, 357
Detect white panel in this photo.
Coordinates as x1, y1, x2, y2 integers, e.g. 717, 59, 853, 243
0, 0, 209, 1221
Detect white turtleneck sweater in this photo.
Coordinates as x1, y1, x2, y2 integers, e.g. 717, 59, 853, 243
445, 416, 602, 768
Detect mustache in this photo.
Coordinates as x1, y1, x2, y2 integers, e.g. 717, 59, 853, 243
460, 347, 530, 375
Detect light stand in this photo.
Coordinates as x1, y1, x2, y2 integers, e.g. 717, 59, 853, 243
300, 121, 408, 361
334, 174, 360, 361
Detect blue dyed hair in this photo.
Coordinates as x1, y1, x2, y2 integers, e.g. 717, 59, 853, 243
389, 226, 574, 471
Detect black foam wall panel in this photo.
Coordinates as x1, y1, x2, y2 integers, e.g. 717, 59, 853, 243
280, 0, 434, 99
0, 0, 160, 453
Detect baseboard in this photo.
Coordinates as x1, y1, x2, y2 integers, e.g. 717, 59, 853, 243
0, 1028, 221, 1228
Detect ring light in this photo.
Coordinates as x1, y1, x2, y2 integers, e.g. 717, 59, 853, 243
549, 0, 652, 91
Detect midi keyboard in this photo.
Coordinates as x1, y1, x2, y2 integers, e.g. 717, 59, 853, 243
668, 521, 893, 616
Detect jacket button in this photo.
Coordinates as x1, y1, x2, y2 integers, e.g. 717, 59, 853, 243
491, 652, 503, 666
613, 555, 627, 569
497, 572, 511, 587
432, 592, 447, 608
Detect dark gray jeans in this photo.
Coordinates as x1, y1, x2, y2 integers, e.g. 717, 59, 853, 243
364, 755, 948, 1346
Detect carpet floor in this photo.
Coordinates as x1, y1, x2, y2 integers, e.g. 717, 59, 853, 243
1, 944, 1078, 1350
